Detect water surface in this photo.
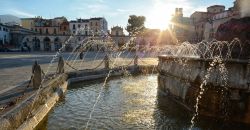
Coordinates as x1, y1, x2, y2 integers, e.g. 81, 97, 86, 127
41, 75, 250, 130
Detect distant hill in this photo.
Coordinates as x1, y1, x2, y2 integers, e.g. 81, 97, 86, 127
0, 14, 21, 25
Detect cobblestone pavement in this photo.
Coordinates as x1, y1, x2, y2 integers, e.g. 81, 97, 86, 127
0, 52, 158, 93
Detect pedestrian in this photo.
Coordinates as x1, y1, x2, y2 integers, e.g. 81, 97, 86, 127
79, 51, 83, 60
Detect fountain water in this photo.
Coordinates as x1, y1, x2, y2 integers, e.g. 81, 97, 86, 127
20, 20, 250, 130
157, 38, 250, 129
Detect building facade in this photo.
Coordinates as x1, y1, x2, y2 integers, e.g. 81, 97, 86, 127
21, 17, 70, 35
110, 26, 130, 49
10, 25, 36, 48
190, 5, 225, 42
0, 23, 10, 45
207, 5, 226, 14
19, 16, 109, 52
21, 17, 37, 30
204, 2, 241, 41
89, 17, 108, 35
170, 8, 195, 43
69, 19, 89, 35
69, 17, 108, 36
111, 26, 124, 36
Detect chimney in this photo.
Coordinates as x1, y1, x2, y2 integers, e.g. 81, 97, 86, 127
175, 8, 179, 15
179, 8, 183, 17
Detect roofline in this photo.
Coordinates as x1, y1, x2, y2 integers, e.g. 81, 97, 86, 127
207, 5, 225, 8
0, 23, 11, 27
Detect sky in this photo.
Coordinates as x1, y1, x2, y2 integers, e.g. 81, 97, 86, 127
0, 0, 234, 30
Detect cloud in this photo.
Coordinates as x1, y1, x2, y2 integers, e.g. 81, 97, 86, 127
8, 9, 36, 17
87, 4, 108, 12
116, 9, 133, 13
98, 0, 104, 3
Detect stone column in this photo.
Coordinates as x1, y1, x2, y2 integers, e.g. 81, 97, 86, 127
32, 61, 42, 89
134, 55, 138, 66
51, 42, 55, 51
28, 41, 34, 51
40, 42, 44, 51
57, 56, 64, 74
104, 54, 109, 69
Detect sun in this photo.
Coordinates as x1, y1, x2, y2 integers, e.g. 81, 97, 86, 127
146, 4, 173, 30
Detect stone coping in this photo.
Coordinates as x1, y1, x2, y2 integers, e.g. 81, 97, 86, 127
158, 55, 249, 64
0, 65, 157, 130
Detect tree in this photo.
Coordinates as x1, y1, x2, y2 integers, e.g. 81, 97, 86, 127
126, 15, 146, 36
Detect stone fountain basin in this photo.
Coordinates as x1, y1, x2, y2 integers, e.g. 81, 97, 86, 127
0, 65, 156, 130
158, 55, 250, 124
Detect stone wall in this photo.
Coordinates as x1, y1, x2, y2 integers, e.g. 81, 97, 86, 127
158, 55, 250, 123
0, 65, 157, 130
0, 74, 68, 130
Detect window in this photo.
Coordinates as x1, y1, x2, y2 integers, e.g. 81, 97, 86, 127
46, 28, 49, 34
54, 28, 57, 34
39, 28, 42, 34
64, 26, 66, 30
35, 28, 37, 32
78, 24, 81, 28
73, 31, 75, 34
73, 24, 76, 29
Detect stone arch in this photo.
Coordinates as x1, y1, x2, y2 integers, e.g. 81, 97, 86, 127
54, 37, 62, 51
33, 37, 40, 51
118, 38, 125, 48
43, 37, 51, 51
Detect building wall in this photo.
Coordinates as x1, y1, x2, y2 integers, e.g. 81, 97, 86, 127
0, 24, 10, 45
34, 26, 60, 35
69, 17, 108, 36
69, 21, 89, 35
191, 12, 208, 42
204, 7, 241, 41
21, 17, 70, 36
89, 18, 108, 35
111, 26, 124, 36
21, 18, 34, 30
21, 35, 70, 51
207, 5, 225, 13
171, 8, 195, 43
111, 36, 131, 49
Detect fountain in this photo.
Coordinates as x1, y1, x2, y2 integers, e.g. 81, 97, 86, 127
2, 22, 250, 130
157, 38, 250, 129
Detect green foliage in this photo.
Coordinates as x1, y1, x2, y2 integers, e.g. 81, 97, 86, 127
126, 15, 146, 36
